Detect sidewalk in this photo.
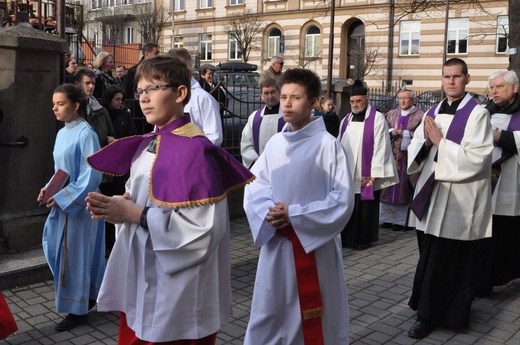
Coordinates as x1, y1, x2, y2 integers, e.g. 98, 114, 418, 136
2, 216, 520, 344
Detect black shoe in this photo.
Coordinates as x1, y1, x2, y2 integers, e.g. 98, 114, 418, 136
55, 313, 88, 332
355, 243, 372, 250
408, 320, 435, 339
88, 299, 96, 311
380, 222, 392, 229
391, 224, 405, 231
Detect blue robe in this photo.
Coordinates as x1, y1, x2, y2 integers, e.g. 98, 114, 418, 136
42, 118, 105, 315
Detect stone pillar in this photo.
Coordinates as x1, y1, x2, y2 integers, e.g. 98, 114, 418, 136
0, 25, 68, 253
332, 84, 352, 121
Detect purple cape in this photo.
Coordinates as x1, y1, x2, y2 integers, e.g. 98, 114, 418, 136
87, 114, 255, 208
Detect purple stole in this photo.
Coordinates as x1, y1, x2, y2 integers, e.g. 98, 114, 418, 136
252, 107, 285, 155
87, 114, 254, 208
385, 111, 412, 204
409, 98, 478, 221
491, 110, 520, 192
340, 106, 377, 200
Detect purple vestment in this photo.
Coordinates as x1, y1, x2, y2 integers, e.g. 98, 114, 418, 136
380, 106, 423, 205
87, 114, 254, 208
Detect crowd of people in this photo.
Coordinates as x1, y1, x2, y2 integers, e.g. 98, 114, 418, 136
1, 48, 519, 345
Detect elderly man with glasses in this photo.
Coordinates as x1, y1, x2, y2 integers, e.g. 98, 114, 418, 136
259, 55, 284, 85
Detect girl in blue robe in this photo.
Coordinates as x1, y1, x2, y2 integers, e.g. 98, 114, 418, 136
37, 84, 105, 332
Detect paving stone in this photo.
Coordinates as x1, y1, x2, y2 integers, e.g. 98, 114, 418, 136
1, 218, 519, 344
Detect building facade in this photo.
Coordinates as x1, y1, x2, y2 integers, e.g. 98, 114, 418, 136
162, 0, 509, 94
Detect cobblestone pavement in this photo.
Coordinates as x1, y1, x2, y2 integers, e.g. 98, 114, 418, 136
2, 216, 520, 344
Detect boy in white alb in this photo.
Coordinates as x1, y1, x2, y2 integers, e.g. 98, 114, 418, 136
244, 68, 354, 345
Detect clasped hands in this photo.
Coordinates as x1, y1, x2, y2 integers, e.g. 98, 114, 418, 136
266, 202, 290, 229
85, 192, 142, 225
391, 129, 403, 138
424, 116, 442, 147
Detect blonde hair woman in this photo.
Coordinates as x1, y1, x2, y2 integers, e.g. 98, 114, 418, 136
92, 51, 116, 98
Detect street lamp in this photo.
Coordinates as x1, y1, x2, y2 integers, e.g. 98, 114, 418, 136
326, 0, 335, 98
441, 0, 450, 99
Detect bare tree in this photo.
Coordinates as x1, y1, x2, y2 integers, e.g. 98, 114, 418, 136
223, 9, 264, 63
133, 0, 169, 44
100, 14, 126, 45
348, 39, 384, 80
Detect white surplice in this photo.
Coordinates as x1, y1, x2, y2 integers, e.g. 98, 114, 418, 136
338, 105, 398, 193
243, 117, 354, 345
185, 78, 223, 146
97, 140, 232, 342
240, 106, 283, 169
407, 93, 493, 240
491, 113, 520, 216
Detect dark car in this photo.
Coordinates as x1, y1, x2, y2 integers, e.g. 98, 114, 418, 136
214, 62, 262, 159
214, 62, 262, 118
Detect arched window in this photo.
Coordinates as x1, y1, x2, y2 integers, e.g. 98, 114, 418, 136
267, 28, 282, 58
305, 25, 321, 57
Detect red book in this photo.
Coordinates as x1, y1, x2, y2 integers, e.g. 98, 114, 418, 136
41, 169, 70, 204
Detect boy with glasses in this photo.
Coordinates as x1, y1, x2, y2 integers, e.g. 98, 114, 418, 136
86, 55, 253, 344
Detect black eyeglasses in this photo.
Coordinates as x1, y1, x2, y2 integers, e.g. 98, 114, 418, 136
134, 84, 177, 100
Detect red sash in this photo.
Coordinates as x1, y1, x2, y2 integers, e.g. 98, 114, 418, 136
0, 292, 18, 340
277, 226, 324, 345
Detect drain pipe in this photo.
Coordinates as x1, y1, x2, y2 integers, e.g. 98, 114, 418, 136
386, 0, 395, 94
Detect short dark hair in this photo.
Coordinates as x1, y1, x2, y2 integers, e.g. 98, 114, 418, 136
199, 64, 215, 76
444, 58, 468, 76
65, 57, 75, 68
75, 68, 96, 83
135, 55, 192, 106
53, 84, 88, 118
278, 69, 321, 101
101, 85, 126, 109
142, 43, 159, 55
259, 78, 279, 92
166, 48, 193, 69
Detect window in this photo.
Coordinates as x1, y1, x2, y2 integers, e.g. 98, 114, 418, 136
496, 16, 509, 54
399, 21, 420, 56
92, 0, 102, 9
304, 25, 320, 57
267, 28, 282, 58
200, 34, 212, 60
229, 33, 243, 60
174, 0, 184, 11
174, 36, 184, 48
91, 29, 99, 47
124, 27, 134, 44
200, 0, 212, 8
447, 18, 469, 54
230, 0, 243, 4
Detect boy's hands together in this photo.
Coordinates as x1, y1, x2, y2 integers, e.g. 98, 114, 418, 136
86, 192, 142, 225
266, 202, 290, 229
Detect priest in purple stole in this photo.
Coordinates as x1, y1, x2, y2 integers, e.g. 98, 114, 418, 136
380, 89, 423, 230
474, 69, 520, 297
406, 58, 492, 340
338, 80, 398, 250
241, 78, 285, 169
